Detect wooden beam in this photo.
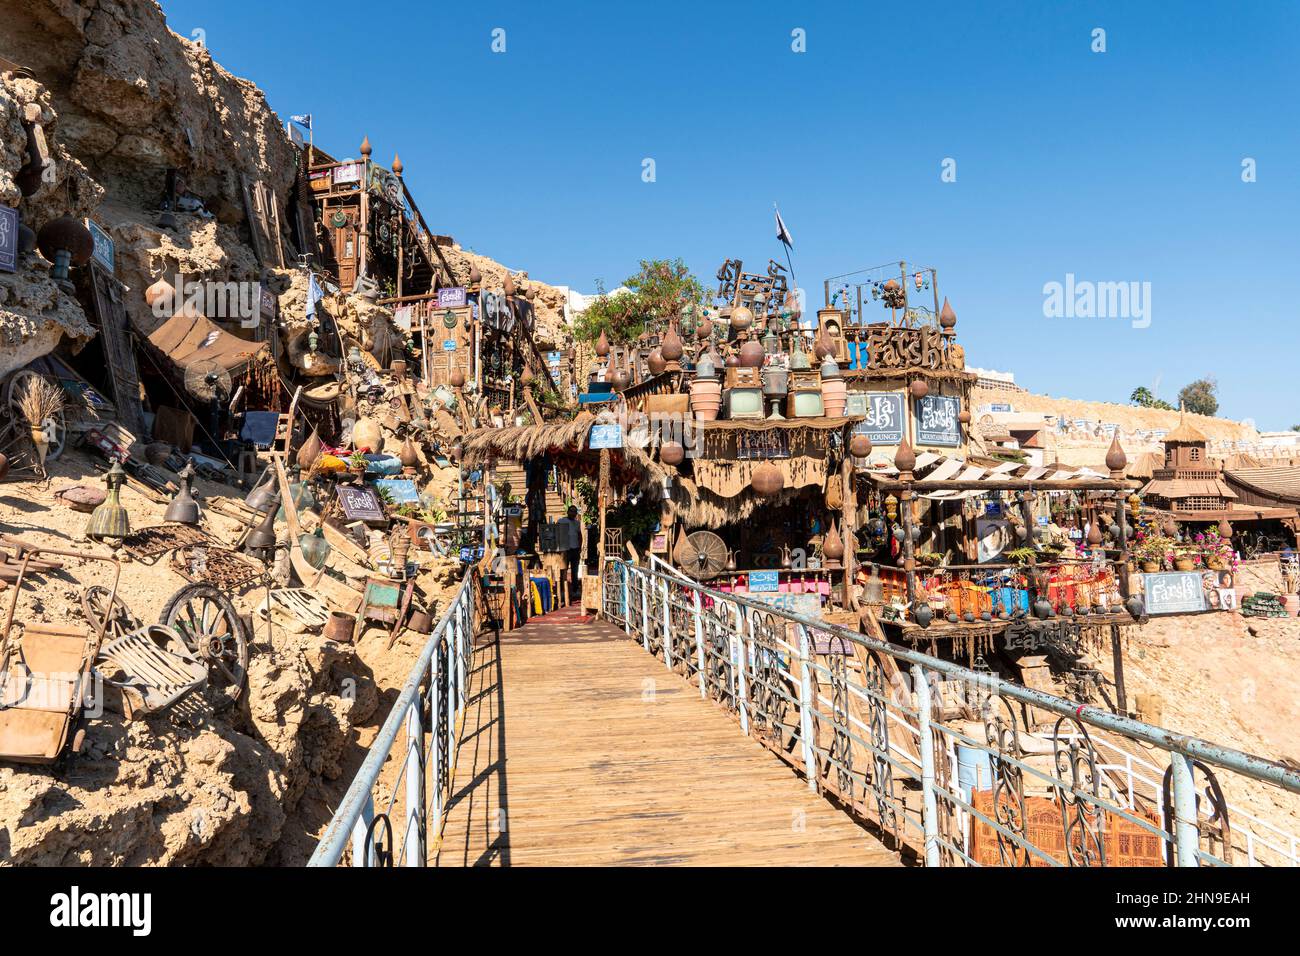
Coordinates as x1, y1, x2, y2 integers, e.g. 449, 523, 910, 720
868, 477, 1135, 493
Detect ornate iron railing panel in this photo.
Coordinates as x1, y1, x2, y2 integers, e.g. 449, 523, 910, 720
605, 561, 1300, 867
309, 569, 476, 867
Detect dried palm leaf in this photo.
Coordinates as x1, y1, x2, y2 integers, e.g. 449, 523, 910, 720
17, 374, 65, 427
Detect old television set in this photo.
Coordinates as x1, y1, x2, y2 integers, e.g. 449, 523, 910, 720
787, 390, 824, 418
727, 386, 765, 419
844, 391, 870, 418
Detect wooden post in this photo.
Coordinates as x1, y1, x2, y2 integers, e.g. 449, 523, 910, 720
1110, 623, 1128, 715
841, 454, 857, 609
598, 448, 610, 575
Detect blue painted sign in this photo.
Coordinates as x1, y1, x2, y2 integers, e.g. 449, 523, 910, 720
0, 205, 16, 274
746, 570, 780, 593
442, 339, 457, 351
1143, 571, 1207, 616
852, 392, 905, 445
589, 423, 623, 449
87, 219, 114, 274
748, 591, 822, 619
916, 394, 961, 447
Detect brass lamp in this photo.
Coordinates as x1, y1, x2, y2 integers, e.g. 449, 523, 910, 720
87, 461, 130, 541
164, 460, 201, 525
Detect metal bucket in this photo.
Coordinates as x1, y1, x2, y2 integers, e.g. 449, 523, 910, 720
323, 611, 356, 644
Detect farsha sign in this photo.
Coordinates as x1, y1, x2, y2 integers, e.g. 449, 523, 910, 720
916, 394, 961, 447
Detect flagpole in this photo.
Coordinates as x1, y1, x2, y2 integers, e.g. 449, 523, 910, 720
775, 202, 796, 304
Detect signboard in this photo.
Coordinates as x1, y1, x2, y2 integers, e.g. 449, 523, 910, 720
337, 485, 385, 523
852, 392, 905, 445
748, 591, 821, 619
1143, 572, 1207, 616
373, 478, 419, 505
437, 286, 468, 309
86, 219, 114, 274
0, 205, 16, 274
988, 402, 1013, 413
442, 339, 457, 351
333, 162, 362, 185
746, 570, 780, 593
589, 423, 623, 449
916, 394, 961, 447
259, 286, 276, 319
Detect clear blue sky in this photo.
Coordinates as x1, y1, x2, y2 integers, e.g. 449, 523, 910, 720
163, 0, 1299, 429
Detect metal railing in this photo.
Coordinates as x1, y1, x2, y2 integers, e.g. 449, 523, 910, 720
309, 570, 476, 867
603, 560, 1300, 867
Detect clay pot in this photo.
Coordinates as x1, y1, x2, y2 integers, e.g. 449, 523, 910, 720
595, 330, 610, 357
400, 435, 420, 471
610, 366, 631, 391
752, 461, 784, 497
690, 377, 722, 422
660, 441, 685, 466
647, 348, 667, 375
661, 327, 683, 362
144, 276, 175, 311
352, 417, 383, 454
939, 297, 957, 330
738, 340, 765, 368
821, 377, 847, 417
696, 316, 713, 340
822, 520, 845, 564
1141, 560, 1161, 573
1174, 557, 1195, 572
730, 305, 754, 331
909, 379, 929, 399
297, 429, 323, 471
850, 433, 872, 458
449, 368, 466, 388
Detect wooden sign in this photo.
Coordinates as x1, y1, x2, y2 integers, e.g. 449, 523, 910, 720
1142, 571, 1207, 616
916, 394, 961, 447
437, 286, 467, 309
0, 205, 16, 274
86, 219, 114, 274
337, 485, 385, 523
853, 392, 906, 445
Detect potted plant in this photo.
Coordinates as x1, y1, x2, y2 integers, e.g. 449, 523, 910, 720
1005, 546, 1038, 567
1134, 534, 1173, 572
347, 450, 368, 477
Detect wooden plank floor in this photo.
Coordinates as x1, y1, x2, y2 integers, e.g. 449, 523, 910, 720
435, 607, 900, 866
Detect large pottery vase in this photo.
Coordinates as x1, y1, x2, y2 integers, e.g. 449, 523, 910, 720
821, 379, 847, 417
352, 417, 383, 454
690, 378, 722, 422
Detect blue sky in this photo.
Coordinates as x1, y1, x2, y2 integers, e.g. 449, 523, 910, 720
164, 0, 1299, 428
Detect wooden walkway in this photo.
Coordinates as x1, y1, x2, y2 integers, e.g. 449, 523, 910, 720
435, 607, 900, 866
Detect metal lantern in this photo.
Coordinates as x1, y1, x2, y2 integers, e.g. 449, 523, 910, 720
442, 309, 458, 330
37, 216, 95, 293
163, 460, 201, 525
87, 461, 130, 541
246, 472, 278, 513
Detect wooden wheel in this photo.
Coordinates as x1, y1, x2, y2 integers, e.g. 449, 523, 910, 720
5, 369, 67, 464
82, 585, 142, 641
160, 583, 249, 710
674, 530, 729, 580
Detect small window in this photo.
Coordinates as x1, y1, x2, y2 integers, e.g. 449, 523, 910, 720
1190, 447, 1201, 461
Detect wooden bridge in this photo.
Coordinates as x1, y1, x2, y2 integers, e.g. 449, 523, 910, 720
435, 606, 899, 867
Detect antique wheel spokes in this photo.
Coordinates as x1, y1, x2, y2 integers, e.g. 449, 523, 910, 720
161, 584, 249, 710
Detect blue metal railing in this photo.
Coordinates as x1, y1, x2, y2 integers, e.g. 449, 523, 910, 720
608, 560, 1300, 867
309, 569, 475, 867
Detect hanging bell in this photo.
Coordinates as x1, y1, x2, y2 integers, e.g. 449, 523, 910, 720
163, 460, 201, 525
245, 492, 281, 553
87, 461, 130, 542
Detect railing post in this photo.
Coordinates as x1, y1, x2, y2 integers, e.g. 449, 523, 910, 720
692, 587, 706, 699
912, 664, 941, 868
404, 700, 425, 866
795, 623, 818, 792
430, 649, 444, 838
640, 569, 650, 652
733, 603, 749, 735
661, 577, 673, 669
624, 561, 634, 629
1170, 752, 1200, 867
350, 795, 375, 867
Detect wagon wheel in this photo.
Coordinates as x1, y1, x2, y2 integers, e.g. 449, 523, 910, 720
5, 369, 67, 464
82, 585, 143, 642
160, 583, 249, 710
